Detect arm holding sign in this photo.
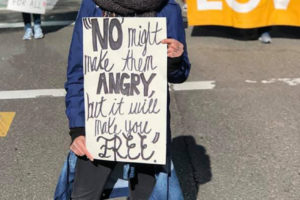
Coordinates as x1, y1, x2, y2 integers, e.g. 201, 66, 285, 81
65, 0, 101, 159
70, 136, 94, 161
159, 2, 191, 83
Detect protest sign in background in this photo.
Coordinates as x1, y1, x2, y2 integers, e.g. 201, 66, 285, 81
187, 0, 300, 28
7, 0, 47, 14
3, 0, 57, 12
83, 17, 167, 165
0, 0, 8, 8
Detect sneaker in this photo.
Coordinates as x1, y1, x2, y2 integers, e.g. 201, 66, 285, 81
182, 3, 187, 11
33, 24, 44, 39
23, 27, 33, 40
259, 32, 272, 44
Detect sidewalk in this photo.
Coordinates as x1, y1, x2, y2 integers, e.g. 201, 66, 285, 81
0, 0, 81, 27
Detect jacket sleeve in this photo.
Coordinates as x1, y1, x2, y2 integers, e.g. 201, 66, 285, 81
65, 0, 98, 129
166, 3, 191, 83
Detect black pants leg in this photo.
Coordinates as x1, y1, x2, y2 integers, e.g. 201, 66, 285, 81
32, 14, 41, 25
71, 157, 117, 200
22, 13, 31, 25
129, 164, 156, 200
22, 13, 41, 25
72, 158, 157, 200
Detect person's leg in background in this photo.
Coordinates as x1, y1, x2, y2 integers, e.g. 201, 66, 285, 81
182, 0, 187, 11
32, 14, 44, 39
22, 13, 33, 40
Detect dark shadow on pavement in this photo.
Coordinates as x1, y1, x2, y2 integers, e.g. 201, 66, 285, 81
42, 11, 78, 34
0, 11, 78, 34
172, 136, 212, 200
191, 25, 300, 40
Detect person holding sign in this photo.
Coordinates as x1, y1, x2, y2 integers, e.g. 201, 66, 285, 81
22, 13, 44, 40
64, 0, 190, 199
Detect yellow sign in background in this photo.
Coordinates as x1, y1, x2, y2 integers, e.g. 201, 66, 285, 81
0, 112, 15, 137
187, 0, 300, 28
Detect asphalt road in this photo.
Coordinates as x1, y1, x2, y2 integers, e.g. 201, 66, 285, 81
0, 1, 300, 200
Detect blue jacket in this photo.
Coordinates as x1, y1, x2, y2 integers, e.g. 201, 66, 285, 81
65, 0, 191, 129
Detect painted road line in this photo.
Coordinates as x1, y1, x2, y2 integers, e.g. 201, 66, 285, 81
245, 78, 300, 86
0, 112, 16, 137
0, 81, 216, 100
0, 21, 75, 28
0, 89, 66, 100
171, 81, 216, 91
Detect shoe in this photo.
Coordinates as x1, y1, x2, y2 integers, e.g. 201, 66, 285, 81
259, 32, 272, 44
34, 24, 44, 39
182, 3, 187, 11
23, 27, 33, 40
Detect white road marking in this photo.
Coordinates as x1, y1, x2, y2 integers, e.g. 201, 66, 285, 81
2, 78, 299, 100
0, 81, 216, 100
261, 79, 277, 84
0, 89, 66, 100
171, 81, 216, 91
246, 78, 300, 86
0, 21, 75, 28
245, 80, 257, 83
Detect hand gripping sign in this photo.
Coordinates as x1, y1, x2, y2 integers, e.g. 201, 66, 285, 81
83, 17, 167, 165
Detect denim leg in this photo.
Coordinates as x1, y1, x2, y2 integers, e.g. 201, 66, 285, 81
54, 152, 77, 200
149, 162, 184, 200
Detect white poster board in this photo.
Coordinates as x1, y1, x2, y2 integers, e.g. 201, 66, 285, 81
7, 0, 46, 14
0, 0, 8, 8
83, 17, 167, 165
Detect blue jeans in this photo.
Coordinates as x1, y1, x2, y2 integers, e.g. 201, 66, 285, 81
149, 162, 184, 200
54, 151, 184, 200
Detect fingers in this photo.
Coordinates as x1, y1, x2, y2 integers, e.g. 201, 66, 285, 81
80, 142, 94, 161
70, 136, 94, 161
167, 45, 183, 57
161, 38, 177, 44
70, 142, 85, 156
162, 38, 184, 58
161, 39, 184, 49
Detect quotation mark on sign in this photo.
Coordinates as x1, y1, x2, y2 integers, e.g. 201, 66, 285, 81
83, 18, 92, 30
152, 132, 160, 144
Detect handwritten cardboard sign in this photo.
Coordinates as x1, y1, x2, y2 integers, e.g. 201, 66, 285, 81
7, 0, 46, 14
83, 17, 167, 165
